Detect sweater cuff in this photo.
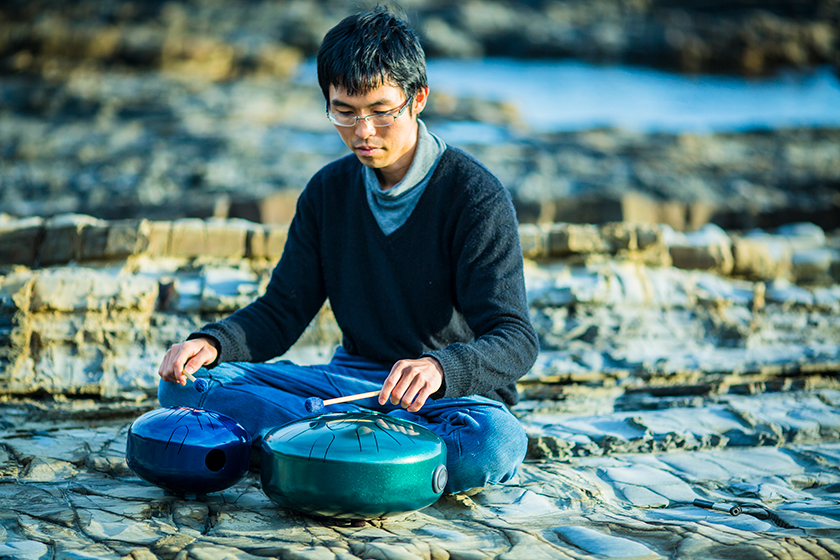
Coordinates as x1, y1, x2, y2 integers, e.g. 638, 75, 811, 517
420, 354, 448, 400
188, 320, 251, 366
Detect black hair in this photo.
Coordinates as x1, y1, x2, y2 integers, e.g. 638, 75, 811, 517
317, 5, 427, 106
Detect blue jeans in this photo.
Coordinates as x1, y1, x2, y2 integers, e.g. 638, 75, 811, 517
158, 347, 527, 494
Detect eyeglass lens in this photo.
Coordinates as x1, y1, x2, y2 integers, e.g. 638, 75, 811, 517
328, 96, 412, 127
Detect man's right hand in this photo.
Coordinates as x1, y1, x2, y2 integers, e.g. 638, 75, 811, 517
158, 338, 219, 385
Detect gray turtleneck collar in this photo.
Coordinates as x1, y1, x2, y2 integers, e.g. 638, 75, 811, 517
363, 120, 447, 236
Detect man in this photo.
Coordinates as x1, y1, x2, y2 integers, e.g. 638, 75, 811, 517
158, 5, 539, 494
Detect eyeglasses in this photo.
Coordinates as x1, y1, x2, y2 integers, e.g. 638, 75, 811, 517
327, 96, 413, 127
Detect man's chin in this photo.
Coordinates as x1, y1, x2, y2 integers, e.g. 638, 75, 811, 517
355, 153, 383, 168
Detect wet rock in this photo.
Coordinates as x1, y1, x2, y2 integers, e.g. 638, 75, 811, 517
555, 526, 659, 559
0, 541, 50, 560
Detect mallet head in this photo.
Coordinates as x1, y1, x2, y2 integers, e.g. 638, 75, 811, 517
304, 397, 324, 414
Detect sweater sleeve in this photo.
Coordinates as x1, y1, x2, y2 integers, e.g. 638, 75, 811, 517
423, 174, 539, 404
193, 183, 327, 364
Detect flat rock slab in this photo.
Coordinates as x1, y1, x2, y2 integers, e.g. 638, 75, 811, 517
1, 393, 839, 560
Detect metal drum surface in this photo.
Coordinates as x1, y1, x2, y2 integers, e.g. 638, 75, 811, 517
261, 411, 447, 519
126, 407, 251, 495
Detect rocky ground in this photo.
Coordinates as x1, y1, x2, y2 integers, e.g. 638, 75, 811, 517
2, 391, 840, 560
1, 1, 840, 559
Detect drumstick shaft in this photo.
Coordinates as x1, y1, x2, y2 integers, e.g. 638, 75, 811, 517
323, 390, 381, 406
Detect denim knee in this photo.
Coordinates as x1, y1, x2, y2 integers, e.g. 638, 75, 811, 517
490, 411, 529, 480
441, 405, 528, 494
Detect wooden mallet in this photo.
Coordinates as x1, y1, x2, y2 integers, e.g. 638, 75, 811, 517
305, 390, 381, 414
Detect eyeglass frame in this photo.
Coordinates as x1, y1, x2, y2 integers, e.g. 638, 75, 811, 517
326, 95, 414, 127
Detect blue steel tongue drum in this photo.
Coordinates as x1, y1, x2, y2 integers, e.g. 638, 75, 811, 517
126, 407, 252, 495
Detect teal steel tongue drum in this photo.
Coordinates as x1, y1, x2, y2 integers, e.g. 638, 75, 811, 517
260, 411, 448, 520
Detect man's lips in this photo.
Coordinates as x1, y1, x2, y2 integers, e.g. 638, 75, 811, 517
354, 145, 382, 156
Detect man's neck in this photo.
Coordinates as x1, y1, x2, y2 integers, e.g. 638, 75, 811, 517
375, 125, 419, 191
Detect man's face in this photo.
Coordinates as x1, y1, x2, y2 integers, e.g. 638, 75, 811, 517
328, 82, 428, 184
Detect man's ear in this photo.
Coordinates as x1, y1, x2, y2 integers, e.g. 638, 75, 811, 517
412, 86, 430, 115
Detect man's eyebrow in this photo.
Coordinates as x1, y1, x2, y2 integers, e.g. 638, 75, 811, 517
329, 98, 396, 109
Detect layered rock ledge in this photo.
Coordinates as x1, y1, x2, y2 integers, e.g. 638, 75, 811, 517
1, 214, 838, 399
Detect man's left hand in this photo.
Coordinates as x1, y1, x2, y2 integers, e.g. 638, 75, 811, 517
379, 357, 443, 412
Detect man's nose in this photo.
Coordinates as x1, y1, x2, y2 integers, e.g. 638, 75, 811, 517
354, 117, 375, 138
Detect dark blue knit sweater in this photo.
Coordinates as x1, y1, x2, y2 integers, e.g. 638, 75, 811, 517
195, 146, 539, 405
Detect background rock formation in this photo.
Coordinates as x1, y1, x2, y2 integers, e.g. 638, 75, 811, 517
1, 0, 839, 231
2, 0, 838, 77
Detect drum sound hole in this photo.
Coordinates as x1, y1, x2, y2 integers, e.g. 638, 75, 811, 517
205, 449, 226, 471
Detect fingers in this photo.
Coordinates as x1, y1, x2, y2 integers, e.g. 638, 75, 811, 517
157, 345, 184, 384
379, 357, 443, 413
184, 344, 216, 375
399, 375, 433, 413
157, 338, 218, 385
379, 368, 399, 406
